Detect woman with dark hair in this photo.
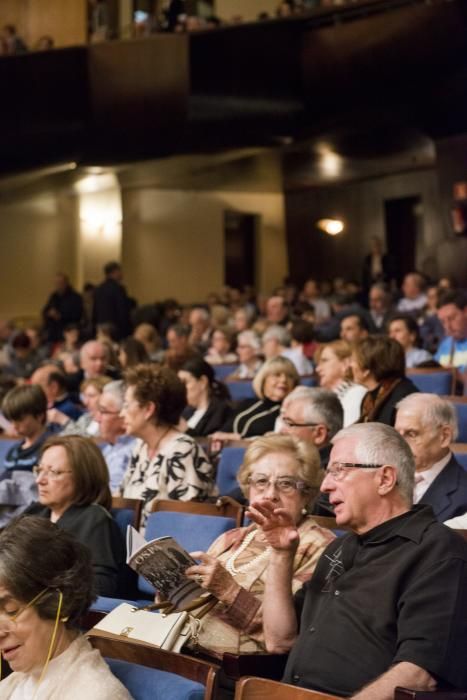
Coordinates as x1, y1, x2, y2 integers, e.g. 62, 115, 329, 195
351, 335, 418, 425
118, 336, 149, 369
120, 365, 213, 530
0, 516, 131, 698
178, 358, 232, 437
388, 314, 432, 368
27, 435, 125, 596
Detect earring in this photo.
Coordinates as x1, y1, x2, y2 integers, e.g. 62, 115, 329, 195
301, 507, 308, 515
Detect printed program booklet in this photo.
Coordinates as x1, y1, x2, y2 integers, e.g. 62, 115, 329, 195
126, 525, 206, 609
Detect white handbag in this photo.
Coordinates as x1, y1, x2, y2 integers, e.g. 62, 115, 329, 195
89, 603, 195, 653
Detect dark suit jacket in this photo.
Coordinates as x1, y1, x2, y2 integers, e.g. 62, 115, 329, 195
185, 398, 233, 438
420, 454, 467, 523
93, 278, 132, 339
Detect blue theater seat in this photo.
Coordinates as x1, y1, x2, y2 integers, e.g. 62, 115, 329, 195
216, 446, 246, 496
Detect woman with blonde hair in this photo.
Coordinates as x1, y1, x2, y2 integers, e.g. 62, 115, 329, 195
184, 434, 334, 655
213, 356, 299, 440
315, 339, 367, 426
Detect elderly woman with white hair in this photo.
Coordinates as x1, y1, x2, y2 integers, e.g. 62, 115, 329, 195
228, 330, 263, 380
213, 356, 299, 440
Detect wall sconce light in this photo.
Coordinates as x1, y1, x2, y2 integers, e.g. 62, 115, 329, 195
316, 219, 345, 236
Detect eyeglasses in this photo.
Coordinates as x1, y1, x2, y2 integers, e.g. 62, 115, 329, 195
33, 466, 73, 480
97, 405, 120, 416
281, 416, 320, 429
324, 462, 384, 480
0, 588, 48, 633
248, 474, 310, 494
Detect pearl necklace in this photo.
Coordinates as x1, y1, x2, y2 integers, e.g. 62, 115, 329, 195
225, 529, 271, 576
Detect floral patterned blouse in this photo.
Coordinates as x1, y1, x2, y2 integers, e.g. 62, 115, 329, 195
121, 434, 214, 530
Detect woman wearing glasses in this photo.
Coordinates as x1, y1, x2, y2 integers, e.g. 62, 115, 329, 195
0, 516, 131, 699
183, 434, 334, 656
26, 435, 125, 597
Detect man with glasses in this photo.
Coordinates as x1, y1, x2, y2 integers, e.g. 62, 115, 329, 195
250, 422, 467, 698
96, 382, 135, 494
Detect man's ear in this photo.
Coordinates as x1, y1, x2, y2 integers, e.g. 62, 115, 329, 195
313, 424, 328, 447
377, 465, 398, 495
439, 424, 453, 450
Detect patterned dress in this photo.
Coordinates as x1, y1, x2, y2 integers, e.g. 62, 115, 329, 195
121, 434, 214, 530
190, 518, 335, 655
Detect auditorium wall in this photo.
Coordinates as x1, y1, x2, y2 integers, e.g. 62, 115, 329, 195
285, 167, 447, 286
0, 0, 87, 48
121, 187, 288, 305
0, 192, 78, 320
215, 0, 278, 21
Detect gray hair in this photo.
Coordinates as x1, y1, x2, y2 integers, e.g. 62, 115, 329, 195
287, 387, 343, 438
102, 380, 125, 411
331, 422, 415, 505
262, 325, 291, 346
237, 330, 261, 353
396, 393, 458, 442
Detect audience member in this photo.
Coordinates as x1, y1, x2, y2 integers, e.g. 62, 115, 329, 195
93, 261, 132, 340
60, 376, 111, 437
395, 394, 467, 521
315, 340, 367, 426
397, 272, 427, 315
435, 290, 467, 372
205, 326, 238, 365
252, 422, 467, 697
233, 307, 255, 333
188, 307, 211, 353
340, 313, 370, 343
265, 296, 289, 326
1, 24, 28, 54
120, 364, 213, 530
164, 323, 200, 371
361, 236, 396, 297
34, 34, 54, 50
184, 435, 334, 655
42, 273, 83, 343
0, 517, 131, 698
261, 324, 291, 361
388, 314, 433, 367
31, 364, 83, 421
228, 330, 262, 379
301, 279, 330, 323
27, 435, 125, 596
215, 357, 299, 440
368, 283, 394, 332
178, 358, 232, 437
0, 385, 54, 526
6, 332, 41, 379
419, 284, 445, 353
96, 381, 135, 494
118, 337, 149, 369
281, 320, 314, 375
351, 336, 418, 425
133, 322, 163, 361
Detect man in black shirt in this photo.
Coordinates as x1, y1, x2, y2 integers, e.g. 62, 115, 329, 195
249, 422, 467, 698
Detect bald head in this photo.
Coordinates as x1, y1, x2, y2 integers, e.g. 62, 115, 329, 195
80, 341, 107, 378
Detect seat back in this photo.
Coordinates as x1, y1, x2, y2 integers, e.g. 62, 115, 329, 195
445, 397, 467, 443
226, 381, 256, 401
214, 363, 239, 381
153, 497, 244, 528
300, 375, 317, 387
216, 447, 246, 496
111, 497, 144, 533
234, 676, 343, 700
453, 443, 467, 471
138, 511, 236, 595
406, 368, 455, 395
89, 635, 218, 700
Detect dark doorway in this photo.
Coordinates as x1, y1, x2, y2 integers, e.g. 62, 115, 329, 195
224, 211, 257, 289
384, 196, 422, 284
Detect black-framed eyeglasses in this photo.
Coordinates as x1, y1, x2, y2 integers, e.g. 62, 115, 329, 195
248, 474, 310, 494
324, 462, 384, 481
281, 416, 320, 429
97, 405, 120, 416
